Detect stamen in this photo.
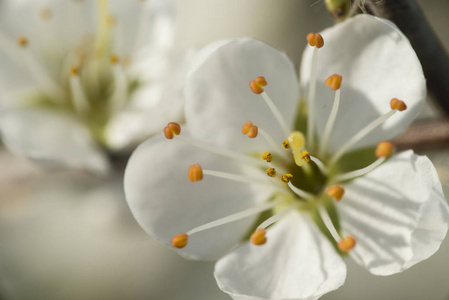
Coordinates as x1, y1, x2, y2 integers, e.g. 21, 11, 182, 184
183, 200, 281, 237
260, 91, 290, 137
326, 185, 345, 201
110, 55, 128, 111
281, 173, 293, 183
262, 152, 273, 162
257, 203, 298, 230
375, 141, 394, 158
287, 182, 314, 200
390, 98, 407, 111
301, 150, 311, 163
338, 235, 356, 252
163, 122, 181, 139
241, 121, 258, 138
166, 125, 266, 168
266, 167, 276, 178
319, 74, 342, 157
306, 33, 324, 149
17, 36, 28, 48
171, 233, 188, 248
282, 139, 290, 149
188, 164, 203, 182
309, 155, 329, 175
332, 141, 393, 182
318, 205, 341, 243
329, 101, 407, 166
249, 76, 267, 94
69, 67, 90, 114
250, 228, 267, 245
306, 33, 324, 48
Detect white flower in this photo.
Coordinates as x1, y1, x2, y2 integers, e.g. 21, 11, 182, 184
124, 15, 449, 300
0, 0, 184, 173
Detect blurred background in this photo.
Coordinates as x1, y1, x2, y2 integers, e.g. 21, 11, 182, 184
0, 0, 448, 299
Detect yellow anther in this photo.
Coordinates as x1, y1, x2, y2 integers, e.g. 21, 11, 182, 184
281, 174, 293, 183
390, 98, 407, 111
325, 74, 343, 90
307, 32, 324, 48
282, 139, 290, 149
301, 151, 311, 163
262, 152, 273, 163
250, 228, 267, 246
17, 36, 28, 48
171, 233, 188, 248
40, 8, 52, 20
110, 54, 120, 64
326, 185, 345, 201
338, 235, 356, 252
188, 164, 203, 182
266, 167, 276, 178
376, 141, 394, 158
163, 122, 181, 139
250, 76, 267, 94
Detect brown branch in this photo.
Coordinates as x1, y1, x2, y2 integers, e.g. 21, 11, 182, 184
392, 119, 449, 152
364, 0, 449, 115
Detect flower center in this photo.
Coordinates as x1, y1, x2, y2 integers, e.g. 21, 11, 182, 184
166, 32, 407, 254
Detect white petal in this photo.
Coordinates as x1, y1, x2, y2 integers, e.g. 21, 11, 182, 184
185, 38, 299, 152
124, 134, 270, 260
337, 150, 449, 275
214, 212, 346, 300
0, 109, 109, 174
300, 15, 425, 152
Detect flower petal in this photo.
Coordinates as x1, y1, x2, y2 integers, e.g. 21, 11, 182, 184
300, 15, 425, 152
214, 212, 346, 300
124, 134, 271, 260
0, 108, 109, 174
337, 150, 449, 275
185, 38, 299, 152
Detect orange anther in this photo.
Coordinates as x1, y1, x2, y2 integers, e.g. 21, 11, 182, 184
17, 36, 28, 47
325, 74, 343, 90
326, 185, 345, 201
376, 141, 394, 158
262, 152, 273, 162
242, 121, 253, 134
242, 121, 258, 138
250, 228, 267, 245
266, 167, 276, 178
390, 98, 407, 111
188, 164, 203, 182
338, 235, 356, 252
110, 54, 120, 64
281, 173, 293, 183
171, 233, 188, 248
250, 76, 267, 94
69, 67, 79, 76
164, 122, 181, 139
307, 33, 324, 48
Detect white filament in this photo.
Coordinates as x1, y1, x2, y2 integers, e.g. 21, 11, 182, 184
333, 157, 386, 182
69, 75, 90, 114
261, 91, 290, 137
318, 205, 341, 243
258, 203, 298, 229
287, 182, 314, 200
306, 47, 319, 149
186, 200, 280, 236
319, 89, 341, 157
329, 109, 397, 166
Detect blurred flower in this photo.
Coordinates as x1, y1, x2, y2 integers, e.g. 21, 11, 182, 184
124, 15, 449, 300
0, 0, 185, 173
